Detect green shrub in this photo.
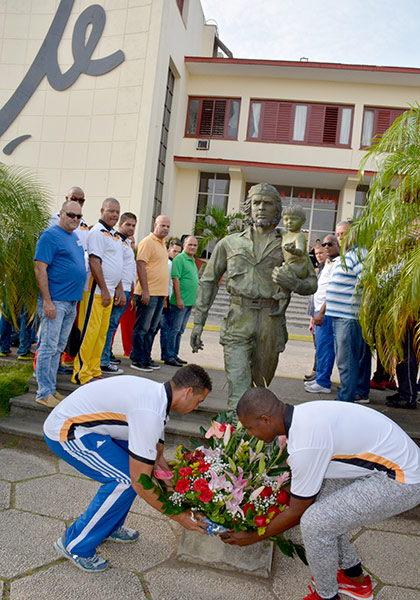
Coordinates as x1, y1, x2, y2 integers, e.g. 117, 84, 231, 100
0, 362, 33, 418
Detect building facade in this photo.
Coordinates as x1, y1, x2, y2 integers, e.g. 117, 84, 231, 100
1, 1, 419, 244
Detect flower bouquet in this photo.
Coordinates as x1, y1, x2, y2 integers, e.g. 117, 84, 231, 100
139, 414, 307, 563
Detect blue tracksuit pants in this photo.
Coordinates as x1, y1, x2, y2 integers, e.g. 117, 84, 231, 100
45, 433, 137, 557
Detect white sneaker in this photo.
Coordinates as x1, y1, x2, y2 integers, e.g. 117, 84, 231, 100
355, 395, 370, 404
304, 382, 331, 394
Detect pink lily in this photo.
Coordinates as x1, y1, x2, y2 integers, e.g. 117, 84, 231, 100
249, 485, 265, 501
209, 471, 233, 492
278, 435, 287, 453
230, 467, 249, 492
276, 472, 290, 486
226, 488, 245, 516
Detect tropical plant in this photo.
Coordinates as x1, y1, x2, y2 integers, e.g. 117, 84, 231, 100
194, 205, 245, 257
347, 104, 420, 371
0, 163, 51, 327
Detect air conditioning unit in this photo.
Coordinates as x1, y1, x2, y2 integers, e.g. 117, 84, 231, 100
196, 139, 210, 150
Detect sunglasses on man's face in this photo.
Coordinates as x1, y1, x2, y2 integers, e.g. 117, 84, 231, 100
322, 241, 336, 247
65, 212, 82, 219
70, 196, 85, 204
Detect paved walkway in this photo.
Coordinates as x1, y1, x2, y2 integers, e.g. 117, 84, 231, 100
0, 436, 419, 600
0, 326, 419, 599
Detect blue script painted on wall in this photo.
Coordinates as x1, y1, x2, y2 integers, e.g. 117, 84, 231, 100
0, 0, 125, 155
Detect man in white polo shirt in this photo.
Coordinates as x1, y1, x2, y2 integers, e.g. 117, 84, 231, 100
100, 212, 137, 374
221, 387, 420, 600
72, 198, 125, 385
44, 364, 211, 572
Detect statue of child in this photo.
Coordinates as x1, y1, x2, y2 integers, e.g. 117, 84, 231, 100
271, 205, 309, 317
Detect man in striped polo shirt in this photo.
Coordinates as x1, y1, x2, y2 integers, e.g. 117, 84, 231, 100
325, 243, 371, 403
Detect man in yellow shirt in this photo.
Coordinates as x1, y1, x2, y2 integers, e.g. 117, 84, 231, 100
130, 215, 170, 372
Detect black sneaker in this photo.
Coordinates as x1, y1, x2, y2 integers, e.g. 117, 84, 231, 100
101, 364, 124, 374
386, 394, 417, 409
176, 357, 187, 365
130, 362, 153, 373
164, 359, 183, 367
110, 353, 121, 365
148, 361, 161, 370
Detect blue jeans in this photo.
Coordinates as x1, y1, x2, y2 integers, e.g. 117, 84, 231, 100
166, 304, 192, 360
36, 299, 77, 399
332, 317, 372, 402
100, 291, 130, 366
0, 308, 34, 356
130, 295, 165, 364
314, 313, 335, 389
159, 306, 171, 361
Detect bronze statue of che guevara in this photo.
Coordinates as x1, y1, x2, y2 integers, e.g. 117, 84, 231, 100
190, 183, 317, 411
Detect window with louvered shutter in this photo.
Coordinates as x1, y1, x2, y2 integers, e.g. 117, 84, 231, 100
185, 97, 240, 139
261, 102, 279, 141
361, 106, 405, 147
199, 100, 216, 136
323, 106, 339, 144
248, 99, 353, 148
307, 105, 326, 144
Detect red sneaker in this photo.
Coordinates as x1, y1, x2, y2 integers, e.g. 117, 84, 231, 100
370, 379, 386, 390
337, 570, 373, 599
304, 586, 341, 600
385, 380, 397, 390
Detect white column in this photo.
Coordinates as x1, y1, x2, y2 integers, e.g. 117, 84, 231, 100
227, 167, 245, 214
338, 176, 359, 221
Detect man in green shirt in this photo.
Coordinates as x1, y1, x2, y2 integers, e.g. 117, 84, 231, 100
190, 183, 317, 411
165, 236, 199, 366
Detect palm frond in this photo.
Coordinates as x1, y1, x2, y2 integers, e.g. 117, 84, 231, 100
351, 105, 420, 371
194, 205, 245, 257
0, 164, 52, 326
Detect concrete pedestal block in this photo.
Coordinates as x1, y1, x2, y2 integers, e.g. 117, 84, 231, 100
177, 530, 273, 578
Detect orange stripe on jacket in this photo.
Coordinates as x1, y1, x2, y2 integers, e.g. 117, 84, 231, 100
59, 412, 127, 442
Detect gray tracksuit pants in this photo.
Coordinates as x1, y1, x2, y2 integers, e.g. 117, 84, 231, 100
300, 472, 420, 599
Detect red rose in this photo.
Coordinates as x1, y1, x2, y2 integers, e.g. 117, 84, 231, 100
276, 490, 290, 506
193, 478, 209, 492
197, 460, 210, 473
242, 502, 254, 516
175, 478, 190, 494
179, 467, 193, 477
193, 450, 205, 461
268, 505, 281, 517
183, 452, 194, 463
199, 488, 213, 503
254, 514, 269, 527
260, 486, 273, 499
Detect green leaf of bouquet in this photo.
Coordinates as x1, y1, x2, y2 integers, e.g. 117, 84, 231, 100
294, 543, 308, 565
273, 534, 295, 558
189, 437, 201, 448
199, 426, 207, 436
138, 473, 155, 490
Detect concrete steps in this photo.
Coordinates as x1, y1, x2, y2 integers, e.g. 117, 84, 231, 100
0, 368, 230, 447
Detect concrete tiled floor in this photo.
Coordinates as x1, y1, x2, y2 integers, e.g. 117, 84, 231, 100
0, 442, 418, 600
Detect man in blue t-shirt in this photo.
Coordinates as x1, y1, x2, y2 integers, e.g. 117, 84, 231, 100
34, 200, 86, 407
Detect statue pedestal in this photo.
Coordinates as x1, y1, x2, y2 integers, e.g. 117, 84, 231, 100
177, 531, 273, 578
